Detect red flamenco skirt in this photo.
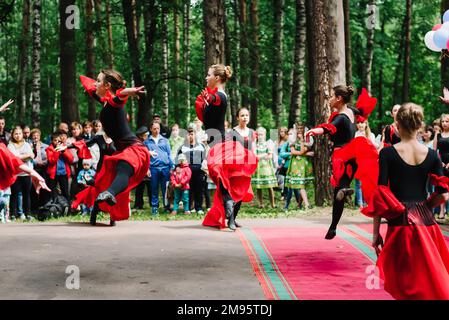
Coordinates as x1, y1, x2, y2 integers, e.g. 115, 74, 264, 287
202, 140, 258, 229
72, 144, 150, 221
0, 143, 23, 190
377, 202, 449, 300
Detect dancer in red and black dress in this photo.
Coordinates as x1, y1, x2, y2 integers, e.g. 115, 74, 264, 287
381, 104, 401, 148
306, 86, 378, 239
71, 69, 150, 226
365, 103, 449, 300
195, 64, 258, 231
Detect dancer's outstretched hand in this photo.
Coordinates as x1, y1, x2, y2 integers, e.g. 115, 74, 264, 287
30, 170, 51, 194
372, 234, 384, 256
120, 86, 146, 99
440, 87, 449, 104
0, 99, 13, 113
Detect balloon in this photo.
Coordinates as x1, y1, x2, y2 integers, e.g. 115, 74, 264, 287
433, 28, 449, 49
425, 31, 441, 52
444, 9, 449, 23
442, 21, 449, 30
433, 23, 443, 31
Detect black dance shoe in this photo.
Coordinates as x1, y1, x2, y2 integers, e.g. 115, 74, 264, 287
95, 191, 117, 206
325, 227, 337, 240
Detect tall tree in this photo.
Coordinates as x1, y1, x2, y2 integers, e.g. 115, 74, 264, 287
230, 0, 241, 126
173, 1, 181, 124
249, 0, 259, 128
85, 0, 96, 120
31, 0, 41, 128
392, 19, 405, 105
143, 0, 157, 123
183, 0, 191, 125
288, 0, 306, 128
239, 0, 249, 107
161, 5, 169, 126
106, 0, 114, 68
306, 0, 333, 205
203, 0, 226, 72
122, 0, 147, 127
59, 0, 79, 124
402, 0, 412, 102
272, 0, 284, 128
18, 0, 30, 122
363, 0, 375, 93
325, 0, 346, 88
343, 0, 352, 84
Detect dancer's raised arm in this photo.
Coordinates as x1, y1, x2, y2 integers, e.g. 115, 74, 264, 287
0, 99, 13, 113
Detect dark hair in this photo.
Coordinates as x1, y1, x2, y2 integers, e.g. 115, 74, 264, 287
425, 124, 435, 140
101, 69, 126, 92
56, 129, 68, 137
0, 115, 5, 121
51, 131, 61, 141
149, 121, 160, 129
333, 85, 355, 104
82, 120, 93, 128
236, 107, 249, 117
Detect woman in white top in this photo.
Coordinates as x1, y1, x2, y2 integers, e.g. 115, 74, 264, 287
7, 126, 35, 220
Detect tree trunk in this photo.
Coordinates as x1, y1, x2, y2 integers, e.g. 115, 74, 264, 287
363, 0, 375, 94
305, 0, 316, 126
31, 0, 41, 128
183, 0, 191, 125
249, 0, 259, 129
143, 0, 157, 124
224, 4, 232, 124
122, 0, 147, 127
377, 12, 386, 132
325, 0, 346, 88
272, 0, 284, 128
306, 0, 333, 206
173, 2, 181, 124
239, 0, 249, 107
288, 0, 306, 128
203, 0, 226, 74
402, 0, 412, 103
59, 0, 79, 124
392, 19, 405, 105
86, 0, 96, 120
230, 0, 240, 127
343, 0, 352, 84
106, 0, 114, 68
18, 0, 30, 122
161, 6, 169, 126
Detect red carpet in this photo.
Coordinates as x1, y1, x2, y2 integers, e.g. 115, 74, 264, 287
240, 226, 393, 300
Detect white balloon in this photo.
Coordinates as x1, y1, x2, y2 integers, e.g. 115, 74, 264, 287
442, 21, 449, 30
425, 31, 441, 52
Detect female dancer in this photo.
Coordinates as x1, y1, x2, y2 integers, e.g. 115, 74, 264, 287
196, 65, 258, 231
306, 86, 378, 239
366, 103, 449, 300
381, 104, 401, 148
72, 69, 150, 226
433, 114, 449, 220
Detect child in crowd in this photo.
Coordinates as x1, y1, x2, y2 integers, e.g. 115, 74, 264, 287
170, 154, 192, 215
0, 188, 11, 223
77, 159, 96, 216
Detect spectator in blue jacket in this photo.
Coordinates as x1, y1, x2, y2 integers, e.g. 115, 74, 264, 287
145, 121, 174, 215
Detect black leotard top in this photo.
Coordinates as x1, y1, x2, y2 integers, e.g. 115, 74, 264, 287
86, 134, 116, 172
378, 147, 445, 202
437, 133, 449, 164
91, 92, 140, 151
203, 90, 227, 146
383, 125, 401, 146
328, 113, 356, 148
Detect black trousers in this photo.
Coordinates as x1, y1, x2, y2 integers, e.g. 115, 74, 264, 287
189, 168, 206, 212
48, 175, 70, 202
10, 176, 32, 217
134, 179, 151, 209
30, 169, 51, 212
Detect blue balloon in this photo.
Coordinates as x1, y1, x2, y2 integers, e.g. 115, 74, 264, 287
434, 27, 449, 49
444, 10, 449, 23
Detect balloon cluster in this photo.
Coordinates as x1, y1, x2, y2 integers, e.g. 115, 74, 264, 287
425, 10, 449, 52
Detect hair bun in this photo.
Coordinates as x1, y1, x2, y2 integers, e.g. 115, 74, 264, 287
225, 66, 233, 79
346, 85, 355, 95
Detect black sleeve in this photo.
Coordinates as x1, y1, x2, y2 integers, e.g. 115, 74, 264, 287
378, 148, 389, 186
430, 150, 447, 194
85, 135, 100, 147
329, 115, 345, 134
